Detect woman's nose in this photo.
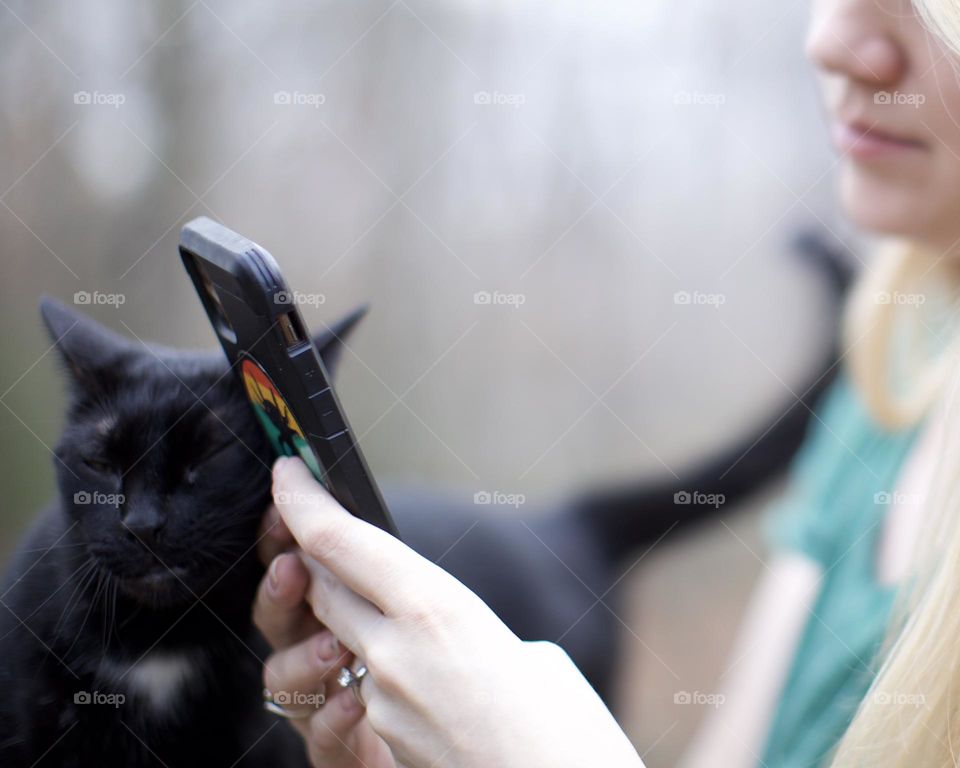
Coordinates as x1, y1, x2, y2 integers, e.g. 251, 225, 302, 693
806, 1, 906, 87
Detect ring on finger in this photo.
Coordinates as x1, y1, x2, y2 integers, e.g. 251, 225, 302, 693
336, 663, 369, 707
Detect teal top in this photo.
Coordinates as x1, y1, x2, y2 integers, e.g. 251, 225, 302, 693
759, 373, 922, 768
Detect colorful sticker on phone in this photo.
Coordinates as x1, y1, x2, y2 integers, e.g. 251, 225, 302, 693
240, 356, 325, 482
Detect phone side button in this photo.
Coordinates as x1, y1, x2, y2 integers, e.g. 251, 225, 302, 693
290, 347, 324, 391
309, 388, 344, 433
308, 386, 332, 403
308, 428, 352, 447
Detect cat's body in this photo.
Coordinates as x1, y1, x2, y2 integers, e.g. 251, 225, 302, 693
0, 299, 352, 767
0, 510, 301, 766
384, 314, 843, 702
0, 234, 850, 766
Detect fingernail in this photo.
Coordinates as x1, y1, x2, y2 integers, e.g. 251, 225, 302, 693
267, 556, 281, 593
317, 632, 337, 662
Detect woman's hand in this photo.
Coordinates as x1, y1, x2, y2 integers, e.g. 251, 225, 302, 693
256, 456, 644, 768
254, 504, 398, 767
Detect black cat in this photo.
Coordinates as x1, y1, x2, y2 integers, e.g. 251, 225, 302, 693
0, 297, 369, 767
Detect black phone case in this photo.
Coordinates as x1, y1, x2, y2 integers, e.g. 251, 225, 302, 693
179, 216, 400, 538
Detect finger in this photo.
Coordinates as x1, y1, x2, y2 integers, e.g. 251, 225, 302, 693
273, 457, 446, 614
306, 688, 371, 767
257, 504, 294, 566
298, 556, 385, 660
263, 629, 354, 697
253, 552, 319, 649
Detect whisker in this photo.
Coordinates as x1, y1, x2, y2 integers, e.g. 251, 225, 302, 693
15, 542, 88, 553
64, 570, 106, 661
50, 560, 98, 646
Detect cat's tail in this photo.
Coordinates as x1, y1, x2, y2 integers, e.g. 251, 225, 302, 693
570, 231, 855, 563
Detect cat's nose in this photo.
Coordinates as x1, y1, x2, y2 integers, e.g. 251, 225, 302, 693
122, 504, 166, 547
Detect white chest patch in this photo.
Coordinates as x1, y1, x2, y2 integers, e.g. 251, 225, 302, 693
103, 652, 197, 712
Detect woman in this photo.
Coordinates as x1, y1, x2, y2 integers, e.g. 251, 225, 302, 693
254, 0, 960, 765
827, 6, 960, 766
684, 1, 960, 764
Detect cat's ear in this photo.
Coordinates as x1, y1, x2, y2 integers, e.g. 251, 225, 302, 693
311, 305, 368, 374
39, 295, 136, 392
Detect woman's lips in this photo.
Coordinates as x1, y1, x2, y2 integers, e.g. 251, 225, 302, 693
833, 121, 927, 160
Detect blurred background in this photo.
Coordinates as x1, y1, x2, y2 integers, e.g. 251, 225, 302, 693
0, 0, 860, 763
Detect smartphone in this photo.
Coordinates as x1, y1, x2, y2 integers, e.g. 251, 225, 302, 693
179, 216, 400, 538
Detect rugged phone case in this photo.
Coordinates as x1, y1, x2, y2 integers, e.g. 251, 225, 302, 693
179, 216, 399, 538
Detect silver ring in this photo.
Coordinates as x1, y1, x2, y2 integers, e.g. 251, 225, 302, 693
263, 687, 326, 720
337, 663, 369, 707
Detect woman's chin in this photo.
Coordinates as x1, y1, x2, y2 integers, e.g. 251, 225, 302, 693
839, 168, 933, 240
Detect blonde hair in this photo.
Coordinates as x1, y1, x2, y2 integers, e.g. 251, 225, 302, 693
844, 243, 956, 429
829, 241, 960, 767
916, 0, 960, 57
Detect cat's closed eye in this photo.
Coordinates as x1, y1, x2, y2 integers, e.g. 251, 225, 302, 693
198, 438, 236, 464
81, 456, 115, 474
184, 439, 237, 483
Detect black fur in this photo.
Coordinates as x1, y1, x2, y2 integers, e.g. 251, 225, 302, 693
0, 298, 365, 767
